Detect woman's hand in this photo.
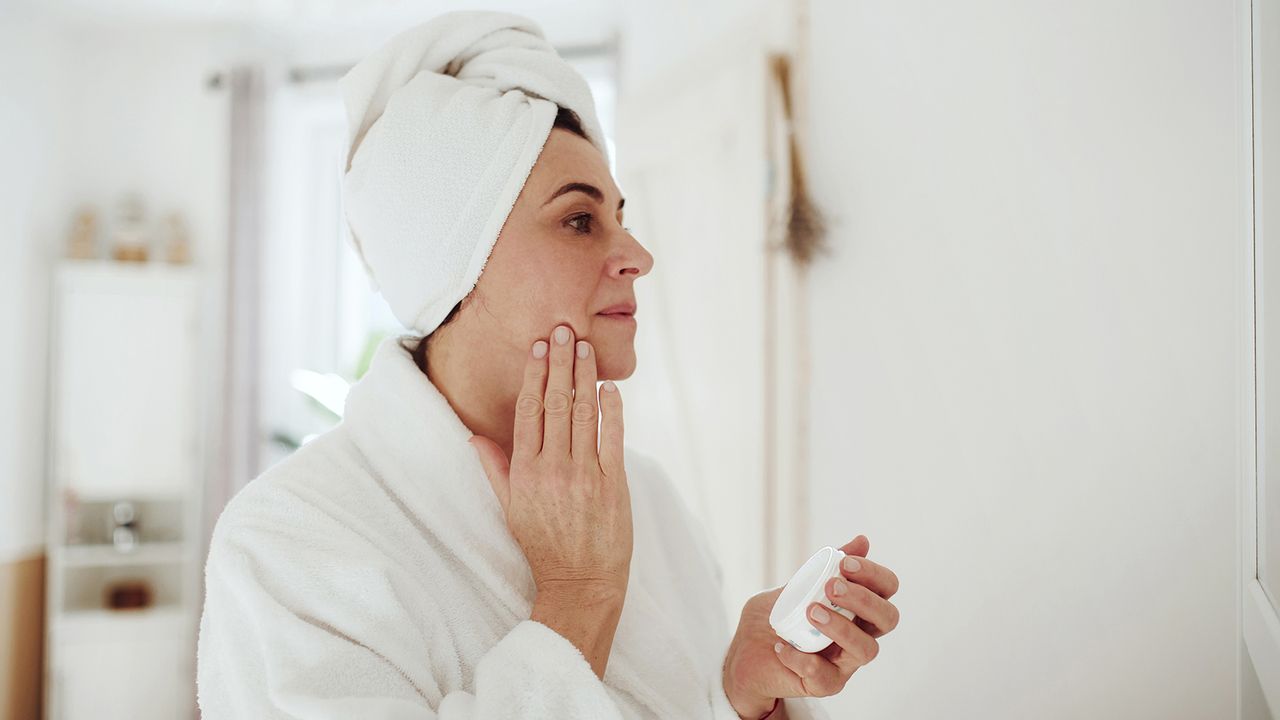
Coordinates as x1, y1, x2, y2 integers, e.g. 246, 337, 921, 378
470, 323, 635, 602
722, 535, 900, 717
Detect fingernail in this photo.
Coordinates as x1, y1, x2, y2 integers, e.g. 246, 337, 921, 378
774, 642, 783, 653
602, 380, 617, 392
843, 557, 861, 573
810, 606, 830, 624
533, 340, 548, 359
554, 326, 571, 344
576, 340, 589, 358
832, 579, 847, 596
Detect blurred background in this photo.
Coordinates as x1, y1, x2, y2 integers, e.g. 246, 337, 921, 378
1, 0, 1278, 718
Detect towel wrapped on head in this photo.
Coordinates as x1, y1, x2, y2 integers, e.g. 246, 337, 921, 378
340, 10, 610, 336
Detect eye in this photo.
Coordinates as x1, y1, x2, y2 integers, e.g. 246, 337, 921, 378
566, 212, 594, 234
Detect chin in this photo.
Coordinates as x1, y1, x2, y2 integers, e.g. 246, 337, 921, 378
595, 345, 637, 381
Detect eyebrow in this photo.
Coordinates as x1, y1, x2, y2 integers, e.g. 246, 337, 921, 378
543, 182, 625, 211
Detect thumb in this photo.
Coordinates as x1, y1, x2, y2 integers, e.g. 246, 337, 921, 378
468, 435, 511, 513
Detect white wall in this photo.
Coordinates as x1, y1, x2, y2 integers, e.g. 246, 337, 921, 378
0, 11, 73, 561
617, 0, 787, 100
804, 1, 1240, 717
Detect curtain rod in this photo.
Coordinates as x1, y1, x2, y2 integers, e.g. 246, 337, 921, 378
206, 37, 618, 90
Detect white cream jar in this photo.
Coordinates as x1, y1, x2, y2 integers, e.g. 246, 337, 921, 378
769, 546, 858, 653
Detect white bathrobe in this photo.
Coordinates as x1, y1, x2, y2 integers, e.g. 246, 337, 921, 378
197, 335, 831, 719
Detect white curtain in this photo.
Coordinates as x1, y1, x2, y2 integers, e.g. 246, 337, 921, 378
211, 65, 266, 544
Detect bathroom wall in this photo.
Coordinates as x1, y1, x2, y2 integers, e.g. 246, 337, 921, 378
803, 1, 1245, 717
0, 10, 65, 568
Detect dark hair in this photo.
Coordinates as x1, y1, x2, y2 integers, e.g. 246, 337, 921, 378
406, 105, 590, 375
552, 105, 589, 141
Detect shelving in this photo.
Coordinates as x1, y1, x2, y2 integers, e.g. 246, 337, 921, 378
59, 542, 186, 568
44, 259, 204, 720
62, 497, 185, 546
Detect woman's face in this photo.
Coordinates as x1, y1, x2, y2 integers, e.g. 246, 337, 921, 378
464, 127, 654, 381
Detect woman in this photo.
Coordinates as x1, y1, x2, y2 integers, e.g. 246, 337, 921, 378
196, 10, 900, 720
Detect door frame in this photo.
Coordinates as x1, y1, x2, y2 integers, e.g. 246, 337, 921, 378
1240, 0, 1280, 714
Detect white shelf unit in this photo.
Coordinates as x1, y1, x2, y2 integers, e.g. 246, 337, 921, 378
43, 259, 204, 720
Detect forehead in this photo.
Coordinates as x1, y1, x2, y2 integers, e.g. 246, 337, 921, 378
530, 128, 619, 198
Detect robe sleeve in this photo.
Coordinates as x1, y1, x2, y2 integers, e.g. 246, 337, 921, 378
196, 495, 626, 720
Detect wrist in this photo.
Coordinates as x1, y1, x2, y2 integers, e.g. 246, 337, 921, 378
722, 662, 779, 719
531, 585, 626, 680
750, 697, 782, 719
535, 576, 628, 607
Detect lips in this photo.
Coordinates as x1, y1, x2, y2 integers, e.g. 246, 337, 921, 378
596, 301, 637, 318
596, 306, 637, 326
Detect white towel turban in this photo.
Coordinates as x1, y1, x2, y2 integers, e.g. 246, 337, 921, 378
340, 10, 610, 335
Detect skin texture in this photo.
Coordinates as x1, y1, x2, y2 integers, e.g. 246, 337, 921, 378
426, 127, 653, 462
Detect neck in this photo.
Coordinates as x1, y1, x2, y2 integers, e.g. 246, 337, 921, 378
419, 325, 521, 461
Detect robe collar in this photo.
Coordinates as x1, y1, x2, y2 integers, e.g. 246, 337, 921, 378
340, 334, 534, 610
339, 334, 716, 716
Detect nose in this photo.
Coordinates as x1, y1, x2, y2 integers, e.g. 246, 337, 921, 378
610, 229, 654, 278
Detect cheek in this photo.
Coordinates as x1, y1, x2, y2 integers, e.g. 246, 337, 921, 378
482, 239, 607, 336
539, 254, 603, 313
481, 245, 559, 308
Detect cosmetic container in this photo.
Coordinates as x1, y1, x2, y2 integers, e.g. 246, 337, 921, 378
769, 546, 858, 653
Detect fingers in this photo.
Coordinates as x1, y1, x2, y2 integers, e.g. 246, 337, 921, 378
855, 617, 885, 639
838, 552, 900, 600
773, 640, 846, 697
804, 601, 881, 674
824, 576, 899, 639
597, 379, 624, 477
542, 324, 576, 457
570, 339, 600, 465
839, 535, 870, 558
512, 339, 550, 462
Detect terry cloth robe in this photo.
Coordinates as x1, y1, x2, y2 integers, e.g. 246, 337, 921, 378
197, 334, 832, 719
